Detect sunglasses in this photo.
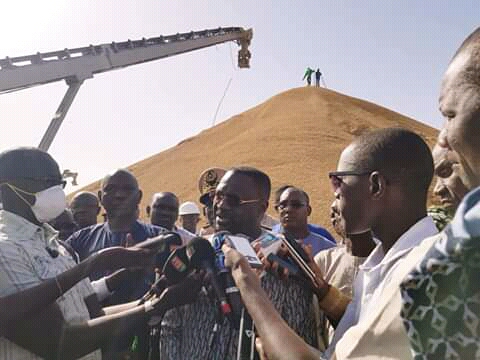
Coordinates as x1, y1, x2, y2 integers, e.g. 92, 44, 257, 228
275, 200, 306, 211
328, 171, 371, 191
214, 191, 260, 208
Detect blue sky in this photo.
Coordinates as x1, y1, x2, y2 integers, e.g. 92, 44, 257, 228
0, 1, 478, 191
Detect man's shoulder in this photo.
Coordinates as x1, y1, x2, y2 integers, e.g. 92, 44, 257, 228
332, 235, 442, 359
307, 224, 335, 243
135, 221, 168, 237
66, 223, 107, 244
315, 245, 349, 264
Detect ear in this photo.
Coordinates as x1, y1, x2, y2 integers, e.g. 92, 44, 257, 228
137, 189, 143, 204
146, 205, 151, 217
261, 200, 269, 214
306, 204, 312, 216
369, 171, 387, 199
97, 190, 102, 203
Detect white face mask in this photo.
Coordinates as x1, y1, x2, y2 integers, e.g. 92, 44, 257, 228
7, 184, 66, 223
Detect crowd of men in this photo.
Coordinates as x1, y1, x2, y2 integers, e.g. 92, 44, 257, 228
0, 26, 479, 360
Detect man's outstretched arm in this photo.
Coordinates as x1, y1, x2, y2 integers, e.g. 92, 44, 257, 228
0, 246, 155, 332
223, 244, 321, 360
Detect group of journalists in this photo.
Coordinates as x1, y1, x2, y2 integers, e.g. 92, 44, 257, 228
1, 26, 480, 360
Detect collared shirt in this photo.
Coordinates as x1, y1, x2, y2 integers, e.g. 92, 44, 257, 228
0, 210, 101, 360
314, 246, 367, 350
327, 216, 438, 357
67, 220, 166, 304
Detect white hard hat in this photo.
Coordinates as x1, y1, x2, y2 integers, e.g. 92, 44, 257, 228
179, 201, 200, 215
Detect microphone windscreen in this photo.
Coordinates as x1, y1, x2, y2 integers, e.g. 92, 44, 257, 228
162, 246, 190, 284
135, 232, 183, 269
186, 237, 216, 270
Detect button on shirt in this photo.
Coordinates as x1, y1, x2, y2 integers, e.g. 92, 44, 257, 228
0, 210, 101, 360
326, 216, 438, 357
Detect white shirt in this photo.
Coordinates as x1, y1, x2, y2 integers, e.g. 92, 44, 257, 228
326, 216, 438, 356
0, 210, 101, 360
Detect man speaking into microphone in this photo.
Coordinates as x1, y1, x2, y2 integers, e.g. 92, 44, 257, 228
158, 167, 318, 359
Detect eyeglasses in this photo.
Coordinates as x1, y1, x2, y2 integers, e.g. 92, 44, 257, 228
328, 171, 371, 191
16, 177, 67, 189
214, 191, 260, 208
275, 200, 307, 211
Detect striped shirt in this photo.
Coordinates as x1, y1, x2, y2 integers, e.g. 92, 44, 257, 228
0, 210, 101, 360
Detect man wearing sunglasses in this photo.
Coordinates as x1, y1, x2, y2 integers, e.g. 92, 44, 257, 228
159, 166, 318, 359
218, 128, 437, 360
277, 186, 335, 256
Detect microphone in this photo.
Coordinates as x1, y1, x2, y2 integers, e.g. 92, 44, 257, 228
162, 246, 190, 284
134, 231, 183, 269
187, 237, 232, 317
138, 245, 190, 305
211, 231, 244, 327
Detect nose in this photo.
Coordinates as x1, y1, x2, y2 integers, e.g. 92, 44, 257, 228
433, 178, 445, 196
438, 126, 450, 149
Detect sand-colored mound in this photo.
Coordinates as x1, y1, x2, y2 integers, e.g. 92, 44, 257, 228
78, 87, 438, 233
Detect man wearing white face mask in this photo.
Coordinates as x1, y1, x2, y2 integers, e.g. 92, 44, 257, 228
0, 147, 206, 360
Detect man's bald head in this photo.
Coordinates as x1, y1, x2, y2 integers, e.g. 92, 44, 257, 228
147, 192, 179, 230
349, 128, 434, 202
71, 191, 99, 208
439, 27, 480, 189
448, 27, 480, 86
101, 169, 139, 192
70, 191, 100, 229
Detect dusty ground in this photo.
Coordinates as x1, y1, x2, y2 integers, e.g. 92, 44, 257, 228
77, 86, 439, 234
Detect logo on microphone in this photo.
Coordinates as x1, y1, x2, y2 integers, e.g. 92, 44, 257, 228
170, 255, 187, 272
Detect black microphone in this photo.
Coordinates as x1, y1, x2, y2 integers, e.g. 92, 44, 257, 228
162, 246, 190, 284
138, 245, 190, 305
134, 231, 183, 269
187, 237, 232, 316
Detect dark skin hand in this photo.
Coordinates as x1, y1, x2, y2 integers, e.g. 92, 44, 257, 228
4, 270, 205, 360
0, 245, 155, 333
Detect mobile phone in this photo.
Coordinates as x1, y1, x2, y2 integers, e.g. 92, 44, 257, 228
281, 232, 317, 285
258, 232, 283, 257
266, 253, 300, 276
227, 234, 263, 268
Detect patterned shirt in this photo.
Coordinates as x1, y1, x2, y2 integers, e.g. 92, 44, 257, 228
427, 205, 454, 231
0, 210, 101, 360
401, 187, 480, 359
158, 231, 318, 359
